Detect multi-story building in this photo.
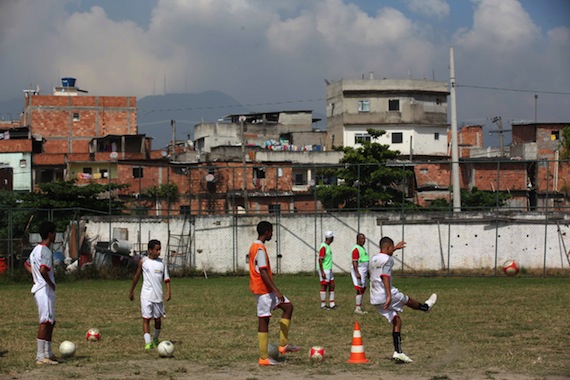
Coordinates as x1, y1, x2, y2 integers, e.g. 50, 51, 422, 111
326, 74, 449, 156
21, 78, 141, 187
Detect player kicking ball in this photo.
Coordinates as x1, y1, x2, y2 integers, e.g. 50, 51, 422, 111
369, 237, 437, 363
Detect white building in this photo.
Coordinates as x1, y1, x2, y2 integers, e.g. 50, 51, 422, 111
326, 75, 449, 157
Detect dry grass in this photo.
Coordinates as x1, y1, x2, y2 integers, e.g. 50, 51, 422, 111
1, 273, 569, 379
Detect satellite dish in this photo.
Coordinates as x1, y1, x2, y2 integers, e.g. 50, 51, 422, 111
110, 152, 118, 160
205, 174, 215, 182
238, 115, 246, 123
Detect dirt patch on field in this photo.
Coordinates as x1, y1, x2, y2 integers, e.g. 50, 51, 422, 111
4, 359, 569, 380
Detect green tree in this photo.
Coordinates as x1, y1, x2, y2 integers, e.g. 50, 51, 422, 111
426, 187, 511, 211
144, 183, 180, 205
18, 180, 129, 230
560, 126, 570, 159
316, 129, 412, 210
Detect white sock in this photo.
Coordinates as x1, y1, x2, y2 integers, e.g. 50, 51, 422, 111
36, 339, 46, 360
144, 333, 151, 344
320, 291, 326, 306
329, 291, 335, 307
45, 340, 54, 358
153, 329, 161, 340
356, 294, 363, 307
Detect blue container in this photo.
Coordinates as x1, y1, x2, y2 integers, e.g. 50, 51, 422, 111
61, 77, 76, 87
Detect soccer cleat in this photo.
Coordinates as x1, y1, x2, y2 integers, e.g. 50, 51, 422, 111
354, 307, 368, 314
321, 305, 330, 310
47, 356, 60, 362
35, 357, 59, 365
279, 344, 301, 354
259, 357, 283, 366
144, 342, 154, 350
152, 338, 159, 348
328, 305, 337, 310
425, 293, 437, 312
392, 351, 413, 363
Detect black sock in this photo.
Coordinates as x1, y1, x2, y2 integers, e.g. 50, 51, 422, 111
419, 303, 429, 311
392, 332, 402, 353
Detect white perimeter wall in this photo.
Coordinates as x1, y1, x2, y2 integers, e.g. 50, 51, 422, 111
82, 213, 570, 274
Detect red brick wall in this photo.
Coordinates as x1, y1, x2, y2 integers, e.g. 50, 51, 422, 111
0, 139, 32, 152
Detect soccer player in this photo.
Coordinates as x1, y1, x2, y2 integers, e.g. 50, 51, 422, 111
25, 221, 59, 365
318, 231, 335, 310
129, 239, 171, 350
351, 232, 369, 314
249, 221, 300, 366
369, 236, 437, 363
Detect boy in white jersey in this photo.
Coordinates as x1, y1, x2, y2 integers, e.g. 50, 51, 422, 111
129, 239, 171, 349
351, 232, 369, 314
25, 221, 59, 365
369, 236, 437, 363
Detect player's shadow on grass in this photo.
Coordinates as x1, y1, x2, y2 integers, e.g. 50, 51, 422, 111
0, 350, 7, 357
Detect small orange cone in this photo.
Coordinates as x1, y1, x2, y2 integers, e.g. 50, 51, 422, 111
347, 321, 369, 363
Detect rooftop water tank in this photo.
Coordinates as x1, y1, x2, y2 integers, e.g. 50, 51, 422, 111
61, 77, 76, 87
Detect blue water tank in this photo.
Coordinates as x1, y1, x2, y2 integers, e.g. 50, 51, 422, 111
61, 77, 76, 87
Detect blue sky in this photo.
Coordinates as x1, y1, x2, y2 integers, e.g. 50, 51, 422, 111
1, 0, 569, 142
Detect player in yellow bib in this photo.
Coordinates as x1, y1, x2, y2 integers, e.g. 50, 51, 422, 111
318, 231, 335, 310
351, 233, 369, 314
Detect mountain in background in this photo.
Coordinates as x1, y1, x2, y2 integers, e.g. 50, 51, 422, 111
137, 91, 251, 150
1, 91, 508, 150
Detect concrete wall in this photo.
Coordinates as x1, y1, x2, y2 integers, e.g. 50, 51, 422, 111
82, 212, 570, 274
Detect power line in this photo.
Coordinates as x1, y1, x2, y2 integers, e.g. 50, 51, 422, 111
457, 84, 570, 96
140, 98, 325, 115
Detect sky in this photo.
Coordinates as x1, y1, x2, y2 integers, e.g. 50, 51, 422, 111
1, 0, 569, 142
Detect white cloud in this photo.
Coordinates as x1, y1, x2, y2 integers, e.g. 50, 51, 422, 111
403, 0, 450, 19
0, 0, 568, 128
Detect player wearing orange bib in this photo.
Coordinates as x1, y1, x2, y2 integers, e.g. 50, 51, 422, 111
249, 221, 300, 366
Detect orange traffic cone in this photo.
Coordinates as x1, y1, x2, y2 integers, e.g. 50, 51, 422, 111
347, 321, 369, 363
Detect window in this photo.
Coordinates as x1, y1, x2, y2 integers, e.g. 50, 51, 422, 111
434, 132, 440, 140
253, 167, 266, 179
180, 205, 191, 215
82, 167, 93, 174
133, 167, 143, 178
392, 132, 403, 144
268, 204, 281, 214
294, 174, 304, 185
73, 112, 80, 121
354, 133, 371, 144
358, 100, 370, 112
100, 169, 109, 178
388, 99, 400, 111
551, 131, 560, 141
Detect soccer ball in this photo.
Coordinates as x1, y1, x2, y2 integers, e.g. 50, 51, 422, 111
268, 342, 280, 360
157, 340, 175, 357
59, 340, 76, 358
309, 346, 325, 362
502, 260, 520, 276
86, 328, 101, 341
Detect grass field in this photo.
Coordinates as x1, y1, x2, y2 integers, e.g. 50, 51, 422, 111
1, 273, 569, 379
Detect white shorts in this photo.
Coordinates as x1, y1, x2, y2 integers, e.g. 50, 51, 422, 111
141, 298, 166, 319
319, 269, 334, 284
351, 263, 369, 288
372, 287, 409, 323
255, 292, 291, 318
34, 287, 56, 324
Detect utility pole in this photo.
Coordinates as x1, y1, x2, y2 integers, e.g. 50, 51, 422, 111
170, 119, 176, 159
490, 116, 512, 157
449, 46, 461, 212
239, 115, 249, 212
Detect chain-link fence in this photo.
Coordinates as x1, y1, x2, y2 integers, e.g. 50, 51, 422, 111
1, 158, 569, 276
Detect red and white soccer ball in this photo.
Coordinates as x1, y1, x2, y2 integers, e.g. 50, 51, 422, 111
309, 346, 325, 362
502, 260, 520, 276
86, 328, 101, 342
